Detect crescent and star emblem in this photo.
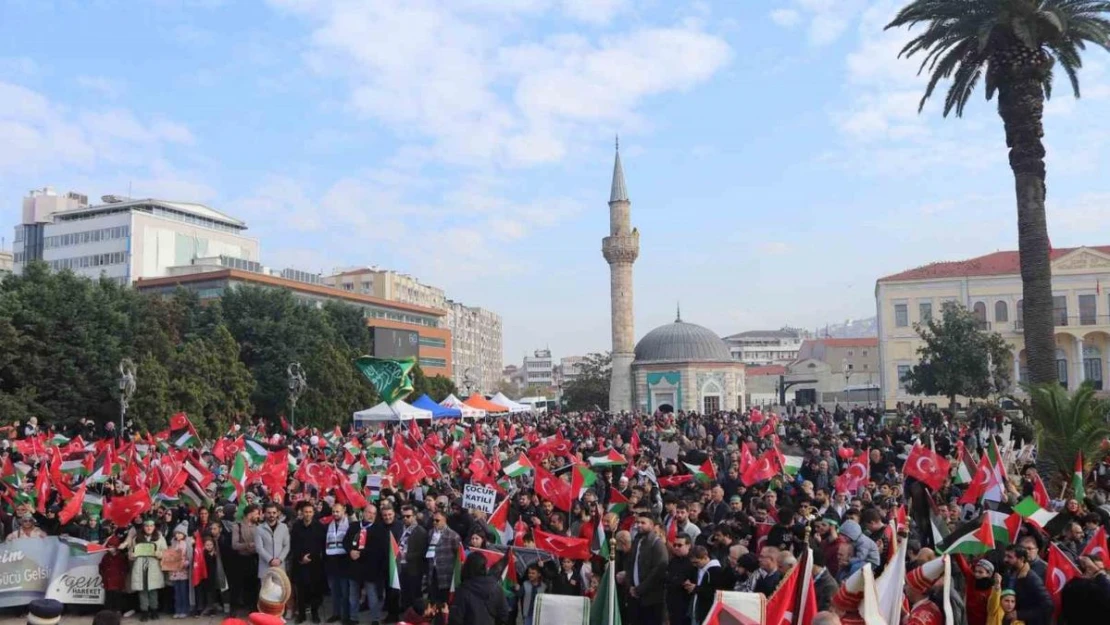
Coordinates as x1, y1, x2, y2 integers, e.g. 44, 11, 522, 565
916, 456, 935, 474
1052, 569, 1066, 594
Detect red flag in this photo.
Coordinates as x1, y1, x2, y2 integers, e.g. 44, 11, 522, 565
260, 449, 289, 498
388, 439, 425, 490
59, 483, 86, 525
408, 419, 422, 444
528, 434, 573, 460
765, 547, 817, 625
338, 479, 368, 510
739, 443, 755, 475
658, 474, 695, 489
532, 528, 590, 560
532, 465, 572, 512
630, 430, 641, 457
1032, 473, 1051, 508
498, 420, 506, 442
34, 466, 50, 514
741, 449, 780, 486
513, 520, 528, 547
104, 490, 153, 528
903, 444, 950, 491
1046, 543, 1080, 617
1082, 526, 1110, 568
469, 448, 490, 482
156, 454, 189, 497
280, 415, 292, 434
960, 454, 1001, 505
169, 412, 190, 432
835, 449, 870, 494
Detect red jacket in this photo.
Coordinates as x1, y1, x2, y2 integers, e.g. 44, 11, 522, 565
99, 535, 130, 591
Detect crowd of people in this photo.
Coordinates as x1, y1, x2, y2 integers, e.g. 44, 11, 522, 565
5, 403, 1110, 625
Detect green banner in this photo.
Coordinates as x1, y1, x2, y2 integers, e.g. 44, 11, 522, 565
354, 356, 416, 404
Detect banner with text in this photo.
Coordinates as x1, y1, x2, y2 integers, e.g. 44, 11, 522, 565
0, 537, 106, 606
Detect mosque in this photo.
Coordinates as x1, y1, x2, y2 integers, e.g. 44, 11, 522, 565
602, 142, 746, 414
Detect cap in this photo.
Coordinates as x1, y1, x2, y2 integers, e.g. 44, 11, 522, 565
730, 495, 742, 503
27, 599, 63, 625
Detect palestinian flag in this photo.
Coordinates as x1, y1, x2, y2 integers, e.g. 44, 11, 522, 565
590, 515, 609, 560
222, 453, 248, 501
588, 449, 628, 468
607, 487, 629, 515
51, 433, 70, 446
169, 413, 200, 449
452, 424, 467, 441
571, 465, 598, 499
501, 549, 518, 598
953, 442, 976, 486
683, 459, 717, 484
388, 533, 402, 590
1073, 452, 1086, 500
781, 455, 803, 476
82, 492, 104, 519
325, 426, 343, 448
449, 544, 466, 597
488, 497, 513, 545
60, 459, 89, 480
1015, 496, 1060, 530
243, 437, 270, 467
589, 558, 622, 625
1, 456, 22, 488
183, 457, 214, 489
985, 508, 1023, 545
180, 479, 211, 511
503, 453, 534, 478
343, 439, 361, 459
366, 438, 389, 457
940, 514, 995, 555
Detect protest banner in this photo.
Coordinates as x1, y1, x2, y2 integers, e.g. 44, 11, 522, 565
462, 484, 497, 514
0, 537, 106, 606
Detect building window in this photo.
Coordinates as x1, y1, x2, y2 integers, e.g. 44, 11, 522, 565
897, 365, 912, 392
894, 304, 908, 327
1079, 294, 1097, 325
1084, 345, 1103, 390
419, 336, 447, 348
1056, 349, 1068, 387
995, 301, 1008, 322
1053, 296, 1068, 326
1016, 299, 1024, 329
847, 350, 854, 357
862, 350, 868, 356
972, 302, 988, 328
419, 357, 447, 369
703, 395, 720, 413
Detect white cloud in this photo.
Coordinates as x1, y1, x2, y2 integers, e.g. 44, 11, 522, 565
758, 241, 793, 255
76, 75, 123, 99
560, 0, 627, 25
769, 9, 800, 27
269, 0, 731, 167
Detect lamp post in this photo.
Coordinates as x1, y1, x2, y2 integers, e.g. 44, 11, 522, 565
841, 357, 852, 406
287, 362, 307, 430
118, 358, 136, 432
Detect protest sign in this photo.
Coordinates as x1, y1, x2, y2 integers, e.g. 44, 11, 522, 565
462, 484, 497, 514
0, 537, 106, 606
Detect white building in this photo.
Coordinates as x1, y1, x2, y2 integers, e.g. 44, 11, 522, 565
12, 189, 258, 284
445, 300, 503, 394
558, 356, 586, 385
523, 349, 555, 389
0, 250, 12, 275
721, 328, 808, 365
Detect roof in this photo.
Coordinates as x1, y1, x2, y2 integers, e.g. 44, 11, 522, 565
746, 365, 788, 376
53, 198, 247, 228
610, 142, 628, 203
134, 269, 446, 317
817, 338, 878, 348
877, 246, 1110, 282
724, 329, 800, 340
634, 319, 734, 363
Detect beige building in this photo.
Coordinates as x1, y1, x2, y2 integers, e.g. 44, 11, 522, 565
743, 337, 880, 408
445, 300, 503, 394
324, 267, 447, 312
722, 328, 809, 365
0, 250, 12, 275
876, 246, 1110, 407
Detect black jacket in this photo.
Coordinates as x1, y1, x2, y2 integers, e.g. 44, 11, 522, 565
665, 556, 696, 618
447, 575, 508, 625
289, 520, 326, 589
1011, 570, 1053, 625
625, 532, 669, 607
549, 569, 582, 596
344, 520, 390, 584
401, 524, 429, 577
754, 570, 783, 597
693, 565, 730, 625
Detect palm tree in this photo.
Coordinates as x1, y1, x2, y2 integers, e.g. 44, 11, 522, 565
886, 1, 1110, 385
1026, 382, 1110, 490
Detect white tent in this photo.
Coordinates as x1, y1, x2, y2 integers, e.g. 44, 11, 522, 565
440, 394, 487, 418
353, 400, 433, 423
489, 392, 530, 414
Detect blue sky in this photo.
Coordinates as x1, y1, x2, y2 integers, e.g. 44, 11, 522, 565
3, 0, 1110, 365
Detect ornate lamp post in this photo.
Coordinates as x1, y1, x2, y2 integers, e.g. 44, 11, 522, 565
841, 357, 852, 405
119, 358, 136, 432
287, 362, 307, 430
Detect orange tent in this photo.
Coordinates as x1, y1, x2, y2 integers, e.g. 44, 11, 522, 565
464, 393, 509, 413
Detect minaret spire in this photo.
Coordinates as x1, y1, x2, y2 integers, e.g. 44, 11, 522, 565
676, 302, 682, 323
610, 136, 628, 203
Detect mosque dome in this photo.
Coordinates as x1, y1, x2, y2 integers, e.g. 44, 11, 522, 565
633, 314, 732, 364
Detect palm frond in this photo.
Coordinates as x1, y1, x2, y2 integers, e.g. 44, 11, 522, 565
1027, 382, 1110, 481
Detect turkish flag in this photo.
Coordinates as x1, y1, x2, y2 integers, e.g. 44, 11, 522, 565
104, 490, 153, 528
739, 443, 755, 474
416, 446, 440, 480
59, 483, 86, 525
959, 454, 1000, 505
34, 466, 50, 514
192, 530, 208, 586
741, 449, 780, 486
658, 475, 695, 489
469, 448, 490, 482
260, 449, 289, 496
532, 528, 590, 560
532, 465, 572, 512
1046, 543, 1080, 617
529, 435, 572, 460
630, 430, 641, 457
157, 455, 189, 497
835, 450, 870, 494
169, 412, 190, 432
211, 438, 228, 463
1032, 473, 1051, 508
1082, 526, 1110, 568
296, 461, 333, 490
338, 479, 368, 510
903, 445, 950, 491
388, 440, 425, 490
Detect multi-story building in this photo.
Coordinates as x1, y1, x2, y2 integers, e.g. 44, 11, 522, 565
523, 349, 554, 390
12, 189, 259, 285
445, 300, 503, 394
557, 356, 586, 385
876, 245, 1110, 407
0, 250, 12, 275
136, 263, 452, 378
721, 328, 809, 364
324, 267, 446, 312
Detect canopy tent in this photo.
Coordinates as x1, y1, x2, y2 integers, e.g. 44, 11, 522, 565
411, 394, 462, 419
489, 392, 530, 413
352, 400, 433, 423
464, 393, 510, 414
441, 394, 487, 418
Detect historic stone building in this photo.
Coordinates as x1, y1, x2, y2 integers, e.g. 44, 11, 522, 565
602, 140, 639, 412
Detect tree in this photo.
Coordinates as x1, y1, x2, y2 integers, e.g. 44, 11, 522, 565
1026, 382, 1110, 491
493, 380, 520, 400
561, 352, 611, 412
521, 385, 551, 398
902, 304, 1013, 410
425, 375, 458, 402
886, 1, 1110, 385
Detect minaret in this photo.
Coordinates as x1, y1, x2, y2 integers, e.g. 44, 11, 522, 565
602, 137, 639, 413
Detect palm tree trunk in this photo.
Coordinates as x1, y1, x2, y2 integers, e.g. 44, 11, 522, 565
997, 64, 1056, 385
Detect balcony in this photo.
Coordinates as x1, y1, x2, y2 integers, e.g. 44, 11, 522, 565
1008, 315, 1110, 332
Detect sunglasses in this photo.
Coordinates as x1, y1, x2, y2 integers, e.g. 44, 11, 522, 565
402, 514, 414, 519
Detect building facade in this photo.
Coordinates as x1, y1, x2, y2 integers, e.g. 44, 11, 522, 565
876, 246, 1110, 407
445, 300, 503, 394
722, 328, 808, 364
523, 349, 555, 390
0, 250, 12, 275
136, 267, 452, 378
12, 189, 259, 285
602, 142, 639, 413
324, 267, 447, 312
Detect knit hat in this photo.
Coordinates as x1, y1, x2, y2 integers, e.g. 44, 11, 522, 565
906, 557, 946, 594
973, 559, 995, 576
173, 522, 189, 537
27, 599, 63, 625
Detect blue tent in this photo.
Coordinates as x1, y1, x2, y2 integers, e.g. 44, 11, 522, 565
412, 394, 461, 419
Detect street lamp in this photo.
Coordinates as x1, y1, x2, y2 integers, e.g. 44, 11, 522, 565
287, 362, 307, 430
118, 358, 136, 432
841, 357, 852, 406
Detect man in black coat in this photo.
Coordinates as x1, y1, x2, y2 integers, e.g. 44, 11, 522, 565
1002, 544, 1053, 625
344, 504, 389, 625
397, 503, 428, 614
289, 501, 326, 624
665, 535, 696, 625
753, 547, 784, 597
624, 513, 669, 625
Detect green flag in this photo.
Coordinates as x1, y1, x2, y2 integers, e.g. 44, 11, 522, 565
354, 356, 417, 404
590, 559, 622, 625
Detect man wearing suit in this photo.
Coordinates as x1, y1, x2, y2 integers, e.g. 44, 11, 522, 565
703, 486, 728, 526
397, 504, 428, 614
624, 513, 669, 625
753, 546, 784, 597
811, 549, 839, 611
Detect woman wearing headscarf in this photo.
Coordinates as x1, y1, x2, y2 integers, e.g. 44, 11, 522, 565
128, 518, 167, 621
